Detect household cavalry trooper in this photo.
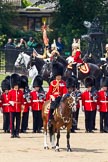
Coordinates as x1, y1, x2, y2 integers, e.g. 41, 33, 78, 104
8, 73, 24, 138
97, 77, 108, 133
1, 78, 11, 133
81, 77, 98, 133
46, 62, 67, 127
19, 75, 30, 133
30, 75, 45, 133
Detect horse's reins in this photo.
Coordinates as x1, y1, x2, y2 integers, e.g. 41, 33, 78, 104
59, 96, 73, 123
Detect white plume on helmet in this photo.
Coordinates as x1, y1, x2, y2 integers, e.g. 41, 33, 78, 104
106, 44, 108, 48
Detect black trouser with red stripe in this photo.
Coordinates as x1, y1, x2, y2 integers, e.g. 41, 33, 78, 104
3, 112, 10, 132
10, 112, 21, 136
85, 111, 94, 132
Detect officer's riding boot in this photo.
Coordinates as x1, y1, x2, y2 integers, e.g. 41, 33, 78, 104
48, 109, 54, 127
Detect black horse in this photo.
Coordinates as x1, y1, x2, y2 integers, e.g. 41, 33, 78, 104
64, 62, 102, 90
40, 55, 68, 83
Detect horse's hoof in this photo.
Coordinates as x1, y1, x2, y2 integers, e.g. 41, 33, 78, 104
55, 148, 60, 152
44, 146, 49, 149
52, 146, 56, 149
67, 148, 72, 152
55, 146, 60, 152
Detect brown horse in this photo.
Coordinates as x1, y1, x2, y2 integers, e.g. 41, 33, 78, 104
42, 100, 53, 149
48, 93, 76, 152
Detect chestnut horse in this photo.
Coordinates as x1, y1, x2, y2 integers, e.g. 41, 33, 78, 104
42, 100, 53, 149
42, 93, 76, 151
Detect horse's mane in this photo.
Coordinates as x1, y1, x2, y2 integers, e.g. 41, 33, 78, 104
61, 94, 70, 103
56, 56, 68, 67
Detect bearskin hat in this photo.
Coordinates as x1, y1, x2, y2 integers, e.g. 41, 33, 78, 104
33, 75, 43, 88
10, 73, 21, 88
84, 77, 94, 88
100, 77, 108, 87
5, 75, 11, 81
66, 77, 76, 88
19, 75, 28, 89
52, 62, 64, 77
1, 79, 10, 92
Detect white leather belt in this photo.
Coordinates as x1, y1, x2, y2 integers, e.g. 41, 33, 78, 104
33, 100, 39, 102
2, 103, 10, 106
100, 101, 108, 103
85, 100, 94, 102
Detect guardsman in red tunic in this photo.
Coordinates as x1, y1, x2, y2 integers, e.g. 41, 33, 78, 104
1, 79, 10, 133
97, 77, 108, 133
30, 75, 45, 133
46, 62, 67, 127
81, 77, 97, 133
19, 75, 30, 133
8, 74, 24, 138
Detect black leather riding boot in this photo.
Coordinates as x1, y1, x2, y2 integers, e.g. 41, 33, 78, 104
49, 109, 54, 120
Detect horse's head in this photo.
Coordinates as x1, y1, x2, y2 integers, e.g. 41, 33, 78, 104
14, 52, 24, 67
62, 93, 76, 112
100, 63, 108, 77
14, 52, 30, 68
40, 62, 52, 82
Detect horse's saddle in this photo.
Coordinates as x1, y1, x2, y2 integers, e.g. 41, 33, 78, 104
77, 63, 90, 74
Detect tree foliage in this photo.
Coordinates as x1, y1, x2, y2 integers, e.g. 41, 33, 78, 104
21, 0, 32, 8
0, 1, 17, 36
35, 0, 108, 50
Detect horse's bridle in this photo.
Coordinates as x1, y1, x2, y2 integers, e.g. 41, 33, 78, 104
59, 95, 75, 123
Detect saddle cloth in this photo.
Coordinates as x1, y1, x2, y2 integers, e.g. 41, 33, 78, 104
78, 63, 90, 74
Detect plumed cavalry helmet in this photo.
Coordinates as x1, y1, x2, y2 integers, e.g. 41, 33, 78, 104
100, 77, 108, 87
52, 62, 64, 77
33, 75, 43, 88
1, 79, 10, 92
19, 75, 28, 89
84, 77, 94, 88
10, 73, 21, 88
66, 76, 76, 88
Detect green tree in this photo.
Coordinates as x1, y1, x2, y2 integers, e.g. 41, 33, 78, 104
35, 0, 108, 50
0, 1, 17, 36
21, 0, 32, 8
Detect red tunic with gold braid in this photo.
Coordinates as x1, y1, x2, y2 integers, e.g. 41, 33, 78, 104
81, 90, 97, 111
1, 92, 10, 112
46, 80, 67, 100
97, 90, 108, 112
8, 89, 24, 112
30, 91, 44, 111
72, 50, 83, 63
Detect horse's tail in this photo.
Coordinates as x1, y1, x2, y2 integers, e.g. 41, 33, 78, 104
49, 124, 54, 142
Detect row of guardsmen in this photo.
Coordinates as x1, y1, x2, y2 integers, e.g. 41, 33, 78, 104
0, 62, 108, 138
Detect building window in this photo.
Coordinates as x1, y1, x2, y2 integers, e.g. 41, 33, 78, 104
35, 18, 42, 31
